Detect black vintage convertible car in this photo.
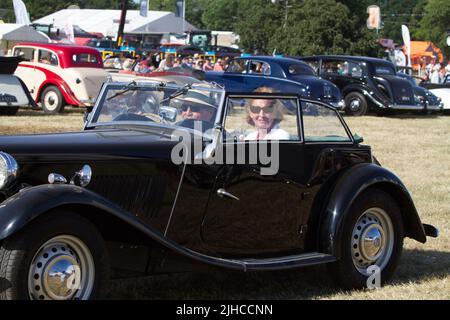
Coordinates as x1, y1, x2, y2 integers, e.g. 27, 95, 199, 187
300, 55, 427, 116
0, 81, 438, 300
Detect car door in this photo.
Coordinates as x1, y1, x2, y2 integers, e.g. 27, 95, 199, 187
200, 95, 358, 258
200, 93, 312, 257
13, 46, 41, 100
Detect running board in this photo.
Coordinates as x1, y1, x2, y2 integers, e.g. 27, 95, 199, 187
238, 252, 336, 271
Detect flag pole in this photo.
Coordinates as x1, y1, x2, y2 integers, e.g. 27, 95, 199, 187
182, 0, 186, 33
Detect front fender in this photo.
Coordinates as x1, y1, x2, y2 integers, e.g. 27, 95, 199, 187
320, 163, 426, 257
0, 184, 150, 241
0, 184, 246, 271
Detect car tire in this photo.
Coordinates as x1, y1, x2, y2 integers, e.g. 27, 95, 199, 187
0, 211, 109, 300
345, 92, 368, 116
40, 86, 65, 114
0, 107, 19, 116
327, 189, 404, 289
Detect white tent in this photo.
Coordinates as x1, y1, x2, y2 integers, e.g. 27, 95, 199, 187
33, 9, 197, 38
0, 24, 50, 55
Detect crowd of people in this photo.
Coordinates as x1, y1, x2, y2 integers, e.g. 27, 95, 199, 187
111, 52, 233, 74
421, 57, 450, 84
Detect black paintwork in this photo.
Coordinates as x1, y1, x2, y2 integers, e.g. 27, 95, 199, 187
0, 86, 432, 276
397, 73, 442, 111
299, 55, 425, 113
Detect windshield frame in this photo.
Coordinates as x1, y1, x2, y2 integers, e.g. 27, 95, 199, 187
84, 81, 226, 136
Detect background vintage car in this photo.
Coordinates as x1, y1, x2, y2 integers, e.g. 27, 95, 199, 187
0, 56, 37, 115
300, 55, 425, 116
0, 81, 437, 300
12, 43, 108, 114
420, 75, 450, 114
205, 56, 345, 110
396, 72, 443, 113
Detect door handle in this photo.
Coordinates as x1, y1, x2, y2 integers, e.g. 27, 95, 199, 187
217, 188, 240, 201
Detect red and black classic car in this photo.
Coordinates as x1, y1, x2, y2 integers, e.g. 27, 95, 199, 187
0, 80, 438, 300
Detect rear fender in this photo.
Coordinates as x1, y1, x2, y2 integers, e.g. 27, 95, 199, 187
319, 163, 426, 258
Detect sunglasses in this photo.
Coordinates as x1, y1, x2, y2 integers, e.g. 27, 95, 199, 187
249, 105, 275, 114
181, 104, 202, 112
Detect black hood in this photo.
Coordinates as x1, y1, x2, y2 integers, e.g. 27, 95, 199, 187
376, 75, 415, 105
0, 128, 178, 163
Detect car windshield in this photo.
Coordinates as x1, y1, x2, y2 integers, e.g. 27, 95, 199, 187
288, 64, 316, 76
374, 65, 396, 75
88, 83, 224, 132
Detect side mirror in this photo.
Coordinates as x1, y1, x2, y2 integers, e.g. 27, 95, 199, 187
159, 106, 177, 123
353, 134, 364, 144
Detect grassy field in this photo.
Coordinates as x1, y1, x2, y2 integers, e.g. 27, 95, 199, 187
0, 108, 449, 300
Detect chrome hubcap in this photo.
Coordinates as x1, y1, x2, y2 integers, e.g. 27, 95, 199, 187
44, 91, 59, 111
28, 235, 95, 300
350, 99, 361, 111
351, 208, 394, 275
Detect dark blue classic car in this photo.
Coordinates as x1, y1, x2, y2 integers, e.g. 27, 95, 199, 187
206, 56, 345, 109
0, 80, 438, 300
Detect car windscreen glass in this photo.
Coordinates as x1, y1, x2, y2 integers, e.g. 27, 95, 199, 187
322, 60, 364, 77
374, 65, 396, 75
288, 64, 315, 76
223, 96, 300, 142
226, 60, 247, 73
72, 53, 100, 65
13, 47, 35, 62
302, 101, 352, 142
90, 85, 224, 131
38, 49, 58, 66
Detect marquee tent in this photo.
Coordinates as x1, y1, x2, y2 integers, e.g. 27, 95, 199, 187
33, 9, 197, 39
0, 24, 50, 55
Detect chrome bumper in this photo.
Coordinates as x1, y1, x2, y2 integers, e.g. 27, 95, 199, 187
388, 104, 424, 111
330, 100, 346, 110
79, 99, 96, 106
426, 104, 443, 111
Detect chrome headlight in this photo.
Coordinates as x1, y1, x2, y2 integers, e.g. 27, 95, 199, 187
0, 152, 19, 190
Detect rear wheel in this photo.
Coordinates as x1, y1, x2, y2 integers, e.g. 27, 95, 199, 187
328, 189, 404, 289
41, 86, 65, 114
345, 92, 368, 116
0, 107, 19, 115
0, 212, 109, 300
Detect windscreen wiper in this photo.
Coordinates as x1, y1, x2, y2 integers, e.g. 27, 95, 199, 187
107, 81, 137, 101
160, 84, 192, 104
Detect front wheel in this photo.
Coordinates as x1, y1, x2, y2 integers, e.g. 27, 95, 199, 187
0, 212, 109, 300
345, 92, 368, 116
327, 189, 404, 289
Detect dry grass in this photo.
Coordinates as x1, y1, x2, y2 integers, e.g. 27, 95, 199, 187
0, 108, 449, 300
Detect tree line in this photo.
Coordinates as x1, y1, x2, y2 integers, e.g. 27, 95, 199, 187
1, 0, 449, 59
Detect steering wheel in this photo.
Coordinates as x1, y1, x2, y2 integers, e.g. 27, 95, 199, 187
176, 119, 214, 132
113, 113, 154, 122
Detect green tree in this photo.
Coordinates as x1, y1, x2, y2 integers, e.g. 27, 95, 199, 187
415, 0, 450, 59
201, 0, 238, 31
185, 0, 210, 29
233, 0, 284, 54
